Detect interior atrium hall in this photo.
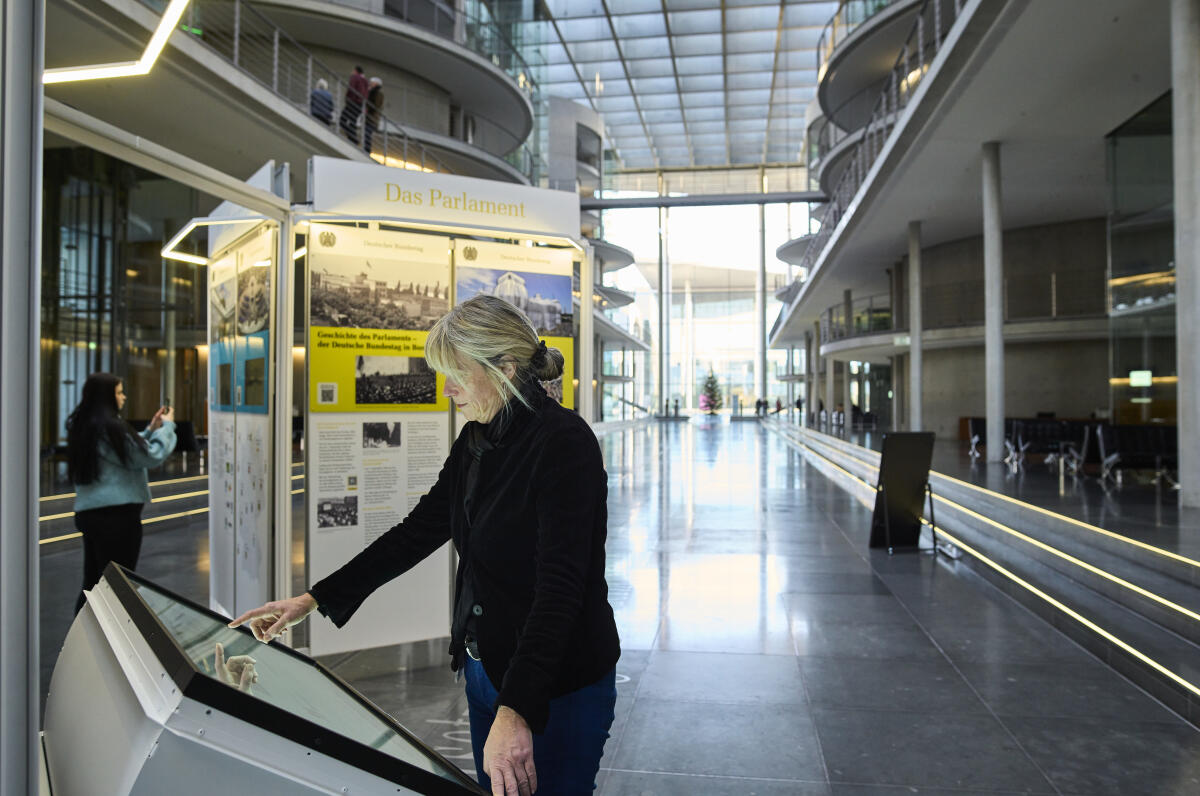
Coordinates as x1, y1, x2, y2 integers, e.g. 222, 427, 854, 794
3, 0, 1200, 794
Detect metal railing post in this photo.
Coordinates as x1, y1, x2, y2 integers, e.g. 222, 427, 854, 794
306, 55, 312, 97
935, 0, 942, 49
272, 29, 280, 92
232, 0, 240, 66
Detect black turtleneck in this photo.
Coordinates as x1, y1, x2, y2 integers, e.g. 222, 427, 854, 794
308, 377, 620, 734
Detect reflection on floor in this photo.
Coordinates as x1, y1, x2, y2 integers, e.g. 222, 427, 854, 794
39, 420, 1200, 794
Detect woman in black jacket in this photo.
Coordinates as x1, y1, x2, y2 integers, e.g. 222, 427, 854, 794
232, 295, 620, 795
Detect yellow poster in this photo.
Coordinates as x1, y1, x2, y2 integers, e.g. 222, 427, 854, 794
308, 327, 448, 413
307, 224, 451, 413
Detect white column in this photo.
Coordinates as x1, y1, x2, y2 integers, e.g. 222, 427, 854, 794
273, 212, 294, 605
982, 142, 1005, 461
1174, 0, 1200, 506
579, 245, 595, 421
908, 221, 923, 432
657, 205, 669, 415
0, 0, 44, 789
683, 279, 694, 411
825, 353, 835, 429
756, 203, 767, 401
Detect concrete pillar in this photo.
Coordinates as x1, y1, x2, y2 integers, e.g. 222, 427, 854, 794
982, 142, 1005, 461
908, 221, 923, 432
756, 203, 767, 401
1173, 0, 1200, 506
1, 0, 44, 788
804, 333, 814, 426
813, 321, 822, 425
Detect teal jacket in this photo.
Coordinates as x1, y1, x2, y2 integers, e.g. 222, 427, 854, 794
73, 422, 177, 513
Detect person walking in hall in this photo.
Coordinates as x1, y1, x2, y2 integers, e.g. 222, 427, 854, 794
363, 77, 385, 156
231, 296, 620, 796
339, 65, 369, 144
309, 77, 333, 126
67, 373, 176, 614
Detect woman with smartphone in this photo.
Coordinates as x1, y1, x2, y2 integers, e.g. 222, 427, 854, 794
67, 372, 176, 613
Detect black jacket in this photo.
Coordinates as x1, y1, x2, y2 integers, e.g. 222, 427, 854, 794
308, 385, 620, 733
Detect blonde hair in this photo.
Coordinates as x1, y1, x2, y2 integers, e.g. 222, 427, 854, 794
425, 295, 565, 412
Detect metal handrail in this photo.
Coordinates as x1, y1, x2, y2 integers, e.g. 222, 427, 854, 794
816, 0, 908, 79
143, 0, 541, 179
797, 0, 961, 282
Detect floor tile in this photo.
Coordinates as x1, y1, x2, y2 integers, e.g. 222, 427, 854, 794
800, 657, 987, 715
1005, 716, 1200, 795
611, 698, 825, 780
956, 661, 1183, 723
600, 770, 830, 795
812, 708, 1054, 792
637, 650, 806, 706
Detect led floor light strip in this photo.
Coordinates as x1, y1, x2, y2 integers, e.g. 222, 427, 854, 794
43, 0, 192, 84
38, 463, 305, 508
785, 423, 1200, 571
787, 428, 1200, 626
929, 523, 1200, 700
780, 429, 1200, 700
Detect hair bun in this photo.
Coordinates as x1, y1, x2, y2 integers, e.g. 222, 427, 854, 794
532, 344, 565, 382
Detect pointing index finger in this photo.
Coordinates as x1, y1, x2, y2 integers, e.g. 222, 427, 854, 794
228, 604, 275, 628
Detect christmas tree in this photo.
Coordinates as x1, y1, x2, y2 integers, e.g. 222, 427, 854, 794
700, 370, 723, 415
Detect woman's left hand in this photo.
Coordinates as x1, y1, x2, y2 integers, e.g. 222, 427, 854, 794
483, 706, 537, 795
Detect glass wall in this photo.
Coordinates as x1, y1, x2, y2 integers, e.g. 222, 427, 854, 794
1106, 93, 1176, 425
601, 199, 811, 416
42, 146, 212, 492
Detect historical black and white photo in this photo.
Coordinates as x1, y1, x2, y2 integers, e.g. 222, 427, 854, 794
355, 355, 437, 405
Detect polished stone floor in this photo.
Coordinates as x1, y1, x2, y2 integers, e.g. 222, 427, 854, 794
39, 419, 1200, 794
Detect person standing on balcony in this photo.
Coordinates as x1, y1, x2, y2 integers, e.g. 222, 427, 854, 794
339, 65, 368, 144
363, 77, 385, 156
67, 373, 176, 614
309, 78, 333, 126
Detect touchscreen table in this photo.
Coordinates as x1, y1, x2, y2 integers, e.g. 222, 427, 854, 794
42, 564, 484, 796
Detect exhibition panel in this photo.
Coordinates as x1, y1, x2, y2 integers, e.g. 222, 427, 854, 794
42, 565, 484, 795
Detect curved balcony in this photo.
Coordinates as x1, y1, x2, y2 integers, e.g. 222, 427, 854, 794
817, 0, 924, 131
253, 0, 535, 158
591, 239, 635, 275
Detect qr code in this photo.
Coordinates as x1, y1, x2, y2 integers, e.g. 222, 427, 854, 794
318, 383, 337, 404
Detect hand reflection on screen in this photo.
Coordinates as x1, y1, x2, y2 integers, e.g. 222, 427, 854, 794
214, 642, 259, 693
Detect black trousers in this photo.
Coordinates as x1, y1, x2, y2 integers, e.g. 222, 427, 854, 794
74, 502, 144, 614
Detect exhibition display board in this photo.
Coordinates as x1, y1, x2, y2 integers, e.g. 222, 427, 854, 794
301, 158, 585, 658
305, 223, 454, 656
208, 222, 276, 619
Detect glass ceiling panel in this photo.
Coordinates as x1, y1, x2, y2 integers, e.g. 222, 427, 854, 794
679, 74, 725, 92
611, 13, 668, 39
683, 107, 727, 122
555, 17, 611, 41
726, 52, 776, 73
727, 89, 771, 106
567, 40, 618, 62
539, 0, 840, 169
595, 94, 638, 112
641, 108, 685, 124
671, 33, 724, 57
621, 37, 675, 59
726, 71, 772, 91
679, 90, 724, 107
785, 3, 839, 28
667, 9, 723, 35
639, 94, 683, 111
674, 55, 725, 75
725, 6, 782, 32
627, 60, 677, 80
725, 30, 778, 53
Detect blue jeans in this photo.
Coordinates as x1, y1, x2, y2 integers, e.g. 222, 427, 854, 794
464, 656, 616, 793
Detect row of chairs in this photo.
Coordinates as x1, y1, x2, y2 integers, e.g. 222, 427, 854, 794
966, 417, 1178, 486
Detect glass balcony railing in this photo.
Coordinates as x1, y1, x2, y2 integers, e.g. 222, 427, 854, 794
820, 292, 893, 344
816, 0, 909, 81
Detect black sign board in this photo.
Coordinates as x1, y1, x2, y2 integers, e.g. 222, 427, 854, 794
869, 432, 936, 550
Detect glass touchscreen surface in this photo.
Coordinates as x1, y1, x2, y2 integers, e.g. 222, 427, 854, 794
133, 582, 461, 782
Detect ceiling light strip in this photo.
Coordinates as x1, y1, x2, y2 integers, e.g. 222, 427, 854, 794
43, 0, 191, 84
